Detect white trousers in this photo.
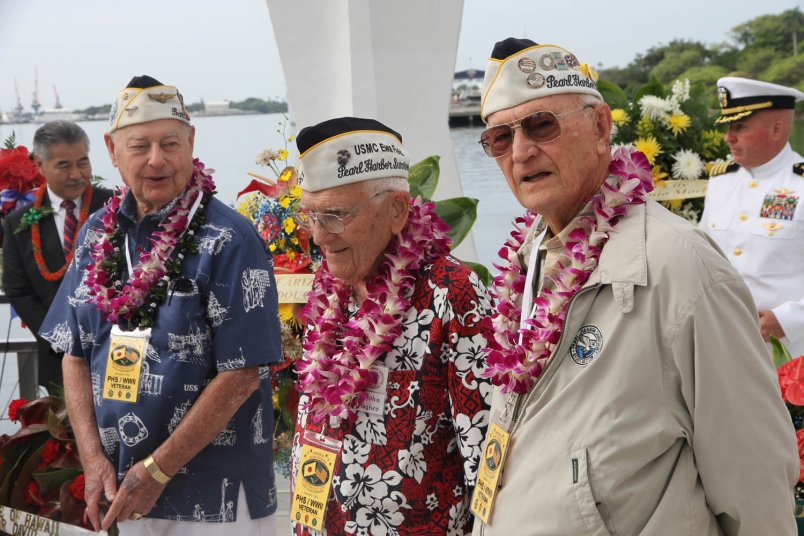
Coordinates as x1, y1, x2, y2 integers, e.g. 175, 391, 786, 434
119, 484, 277, 536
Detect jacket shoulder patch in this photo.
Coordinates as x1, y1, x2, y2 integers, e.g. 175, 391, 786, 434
709, 161, 740, 177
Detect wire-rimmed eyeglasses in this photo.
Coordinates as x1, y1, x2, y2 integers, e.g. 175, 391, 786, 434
292, 190, 392, 234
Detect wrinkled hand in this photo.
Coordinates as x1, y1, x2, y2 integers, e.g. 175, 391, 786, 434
759, 309, 785, 342
83, 453, 118, 532
101, 460, 166, 530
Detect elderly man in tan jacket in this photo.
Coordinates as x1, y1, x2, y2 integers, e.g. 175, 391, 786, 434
471, 37, 798, 536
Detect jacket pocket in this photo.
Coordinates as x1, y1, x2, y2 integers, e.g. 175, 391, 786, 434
571, 447, 615, 536
745, 219, 801, 275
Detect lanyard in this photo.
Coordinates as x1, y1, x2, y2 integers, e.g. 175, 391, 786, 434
124, 191, 205, 275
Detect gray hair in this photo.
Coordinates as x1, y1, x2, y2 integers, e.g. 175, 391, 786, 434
363, 177, 410, 200
32, 120, 90, 162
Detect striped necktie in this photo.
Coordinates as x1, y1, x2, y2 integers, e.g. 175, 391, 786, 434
61, 199, 77, 259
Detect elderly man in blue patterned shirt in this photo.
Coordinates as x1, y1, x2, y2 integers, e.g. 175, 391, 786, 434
40, 75, 283, 536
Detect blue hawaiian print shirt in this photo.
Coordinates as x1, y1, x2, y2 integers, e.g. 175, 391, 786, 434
40, 191, 283, 522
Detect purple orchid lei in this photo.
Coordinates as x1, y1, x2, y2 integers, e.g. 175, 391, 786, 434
85, 159, 215, 329
482, 148, 654, 394
297, 197, 452, 424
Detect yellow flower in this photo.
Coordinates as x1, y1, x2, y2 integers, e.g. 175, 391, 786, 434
273, 392, 280, 410
288, 185, 302, 199
636, 115, 654, 138
634, 136, 663, 165
668, 114, 691, 136
279, 167, 294, 183
279, 302, 302, 329
651, 165, 668, 187
610, 109, 631, 127
269, 243, 277, 252
699, 129, 726, 159
283, 217, 296, 233
291, 237, 299, 245
278, 149, 289, 161
662, 199, 683, 211
280, 197, 291, 208
288, 251, 296, 260
287, 135, 295, 142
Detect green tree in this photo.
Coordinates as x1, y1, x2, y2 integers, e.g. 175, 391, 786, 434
676, 65, 729, 88
761, 53, 804, 89
734, 47, 777, 78
650, 47, 706, 83
730, 8, 804, 56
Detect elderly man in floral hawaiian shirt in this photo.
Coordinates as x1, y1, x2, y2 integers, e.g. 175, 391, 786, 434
289, 116, 493, 536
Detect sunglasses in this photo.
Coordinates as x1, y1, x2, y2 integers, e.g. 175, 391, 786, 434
293, 190, 392, 234
478, 105, 595, 158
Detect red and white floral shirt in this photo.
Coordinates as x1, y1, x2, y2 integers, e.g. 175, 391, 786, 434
291, 254, 494, 536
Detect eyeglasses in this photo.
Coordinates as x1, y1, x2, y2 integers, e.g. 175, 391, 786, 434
293, 190, 392, 234
478, 105, 595, 158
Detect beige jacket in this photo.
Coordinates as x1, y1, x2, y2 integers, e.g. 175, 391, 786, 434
474, 200, 798, 536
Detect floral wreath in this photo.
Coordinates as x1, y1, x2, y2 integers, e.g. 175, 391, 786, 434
85, 159, 215, 330
481, 147, 654, 394
297, 197, 452, 424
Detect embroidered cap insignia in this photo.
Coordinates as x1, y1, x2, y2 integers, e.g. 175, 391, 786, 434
148, 92, 176, 104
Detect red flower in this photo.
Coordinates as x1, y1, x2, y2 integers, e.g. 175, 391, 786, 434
778, 356, 804, 405
25, 481, 41, 505
40, 440, 62, 466
8, 398, 28, 423
69, 474, 86, 502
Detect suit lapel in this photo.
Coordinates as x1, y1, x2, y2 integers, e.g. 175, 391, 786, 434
40, 191, 67, 271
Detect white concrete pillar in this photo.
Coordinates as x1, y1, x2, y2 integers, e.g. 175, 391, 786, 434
265, 0, 477, 261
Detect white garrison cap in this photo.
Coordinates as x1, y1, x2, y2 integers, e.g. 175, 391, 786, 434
481, 37, 602, 122
296, 117, 410, 193
715, 77, 804, 124
108, 75, 191, 132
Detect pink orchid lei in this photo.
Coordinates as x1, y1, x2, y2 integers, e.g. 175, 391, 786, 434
482, 148, 654, 394
86, 158, 215, 329
297, 197, 452, 424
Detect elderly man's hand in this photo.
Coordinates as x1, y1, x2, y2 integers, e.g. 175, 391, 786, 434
759, 309, 786, 342
101, 459, 166, 530
83, 453, 119, 532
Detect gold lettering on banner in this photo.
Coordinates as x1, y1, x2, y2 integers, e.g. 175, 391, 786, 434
1, 505, 63, 535
276, 274, 315, 304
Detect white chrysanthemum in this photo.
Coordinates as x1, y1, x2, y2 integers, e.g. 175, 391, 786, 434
255, 149, 279, 166
668, 79, 691, 114
671, 149, 705, 180
639, 95, 672, 122
610, 123, 619, 141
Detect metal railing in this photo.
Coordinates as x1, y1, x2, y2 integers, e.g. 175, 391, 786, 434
0, 294, 40, 430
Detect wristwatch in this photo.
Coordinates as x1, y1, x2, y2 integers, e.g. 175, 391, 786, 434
143, 454, 172, 484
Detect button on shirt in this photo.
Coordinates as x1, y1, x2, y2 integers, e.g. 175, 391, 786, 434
40, 191, 283, 521
700, 143, 804, 355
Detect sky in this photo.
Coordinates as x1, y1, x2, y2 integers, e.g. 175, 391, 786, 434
0, 0, 801, 112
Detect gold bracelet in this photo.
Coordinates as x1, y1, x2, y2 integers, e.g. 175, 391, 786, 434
143, 454, 172, 484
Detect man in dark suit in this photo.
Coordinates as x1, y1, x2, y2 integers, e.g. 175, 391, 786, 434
2, 120, 113, 391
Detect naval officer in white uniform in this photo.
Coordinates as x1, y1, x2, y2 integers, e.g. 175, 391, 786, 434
700, 77, 804, 356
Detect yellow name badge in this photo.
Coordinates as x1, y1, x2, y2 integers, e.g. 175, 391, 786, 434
471, 420, 511, 524
102, 327, 149, 404
291, 433, 341, 531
